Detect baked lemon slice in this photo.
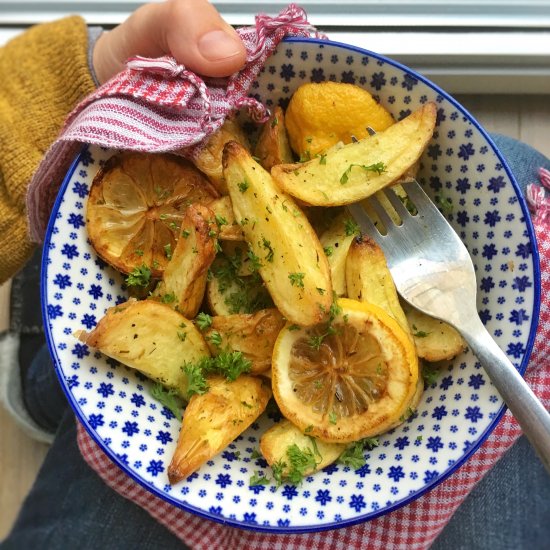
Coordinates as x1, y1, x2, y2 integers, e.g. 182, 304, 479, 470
86, 152, 218, 277
271, 298, 417, 443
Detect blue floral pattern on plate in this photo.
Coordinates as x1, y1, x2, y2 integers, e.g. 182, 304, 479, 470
41, 38, 540, 532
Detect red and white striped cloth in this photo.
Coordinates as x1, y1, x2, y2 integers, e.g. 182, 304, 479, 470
27, 1, 550, 546
26, 4, 325, 242
76, 175, 550, 548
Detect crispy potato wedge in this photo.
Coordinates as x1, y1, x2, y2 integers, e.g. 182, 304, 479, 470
208, 196, 245, 240
223, 141, 333, 326
271, 103, 437, 206
168, 375, 271, 483
260, 419, 346, 477
319, 211, 357, 296
187, 116, 251, 195
75, 299, 209, 398
345, 238, 419, 424
203, 309, 285, 374
345, 236, 410, 334
402, 301, 466, 361
152, 204, 217, 318
254, 106, 294, 171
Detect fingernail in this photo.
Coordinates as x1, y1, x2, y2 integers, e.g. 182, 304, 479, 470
198, 30, 243, 61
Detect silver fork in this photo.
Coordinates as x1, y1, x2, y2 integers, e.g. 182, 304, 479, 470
348, 181, 550, 474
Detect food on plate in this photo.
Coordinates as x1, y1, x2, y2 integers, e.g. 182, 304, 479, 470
271, 102, 437, 206
402, 301, 466, 362
201, 308, 285, 374
345, 235, 411, 335
168, 374, 271, 483
271, 298, 418, 443
223, 140, 333, 326
284, 81, 395, 158
86, 152, 219, 277
152, 204, 217, 318
319, 211, 360, 297
79, 81, 459, 486
75, 299, 210, 399
253, 106, 294, 171
259, 418, 346, 482
186, 116, 251, 195
208, 196, 244, 240
206, 244, 274, 315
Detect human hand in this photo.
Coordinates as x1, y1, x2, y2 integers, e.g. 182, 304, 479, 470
92, 0, 247, 84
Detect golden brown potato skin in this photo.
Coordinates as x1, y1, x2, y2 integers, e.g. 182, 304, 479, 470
168, 375, 271, 483
254, 106, 294, 171
223, 141, 333, 326
75, 299, 210, 398
152, 204, 217, 318
204, 309, 286, 373
271, 103, 437, 206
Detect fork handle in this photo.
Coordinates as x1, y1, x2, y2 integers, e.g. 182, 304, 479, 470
462, 320, 550, 475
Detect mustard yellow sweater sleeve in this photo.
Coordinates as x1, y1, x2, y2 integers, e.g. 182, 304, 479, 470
0, 16, 97, 283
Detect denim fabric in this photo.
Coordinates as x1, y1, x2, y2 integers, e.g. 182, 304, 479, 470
2, 134, 549, 549
0, 413, 187, 550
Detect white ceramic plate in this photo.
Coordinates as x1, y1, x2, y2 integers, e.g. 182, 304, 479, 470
42, 38, 540, 532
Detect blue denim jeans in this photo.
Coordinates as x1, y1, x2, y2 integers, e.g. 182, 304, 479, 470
1, 134, 549, 549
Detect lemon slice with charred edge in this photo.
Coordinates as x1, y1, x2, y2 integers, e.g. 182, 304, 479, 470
271, 298, 418, 443
86, 152, 219, 277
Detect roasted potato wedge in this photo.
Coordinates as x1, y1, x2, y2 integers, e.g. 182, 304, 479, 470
254, 106, 294, 171
345, 238, 419, 423
223, 141, 333, 326
75, 299, 210, 398
319, 211, 357, 296
271, 103, 437, 206
203, 309, 285, 374
208, 196, 245, 241
187, 116, 251, 195
345, 236, 410, 334
168, 375, 271, 483
260, 419, 346, 478
152, 204, 217, 318
402, 301, 466, 361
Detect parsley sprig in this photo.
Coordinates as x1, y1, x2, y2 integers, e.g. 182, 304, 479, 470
150, 383, 183, 420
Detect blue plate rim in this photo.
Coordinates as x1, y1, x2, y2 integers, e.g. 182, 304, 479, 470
40, 36, 541, 533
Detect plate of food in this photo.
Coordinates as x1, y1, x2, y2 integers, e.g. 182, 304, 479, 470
41, 37, 540, 532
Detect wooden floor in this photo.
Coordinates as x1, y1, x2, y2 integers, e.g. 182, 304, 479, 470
0, 94, 549, 541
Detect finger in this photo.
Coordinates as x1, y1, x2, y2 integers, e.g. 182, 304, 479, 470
163, 0, 247, 77
93, 0, 246, 84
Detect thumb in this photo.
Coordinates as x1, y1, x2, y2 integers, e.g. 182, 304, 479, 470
93, 0, 247, 84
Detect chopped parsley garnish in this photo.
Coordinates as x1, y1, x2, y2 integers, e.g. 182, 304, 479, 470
340, 162, 386, 184
182, 362, 209, 399
323, 246, 334, 257
163, 243, 172, 260
412, 324, 431, 338
161, 292, 176, 304
249, 471, 271, 486
338, 437, 380, 469
195, 312, 213, 330
328, 410, 338, 424
206, 330, 223, 348
262, 237, 274, 263
238, 180, 249, 193
288, 272, 305, 288
344, 218, 360, 236
150, 382, 183, 420
125, 264, 152, 288
422, 363, 441, 386
434, 193, 453, 216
